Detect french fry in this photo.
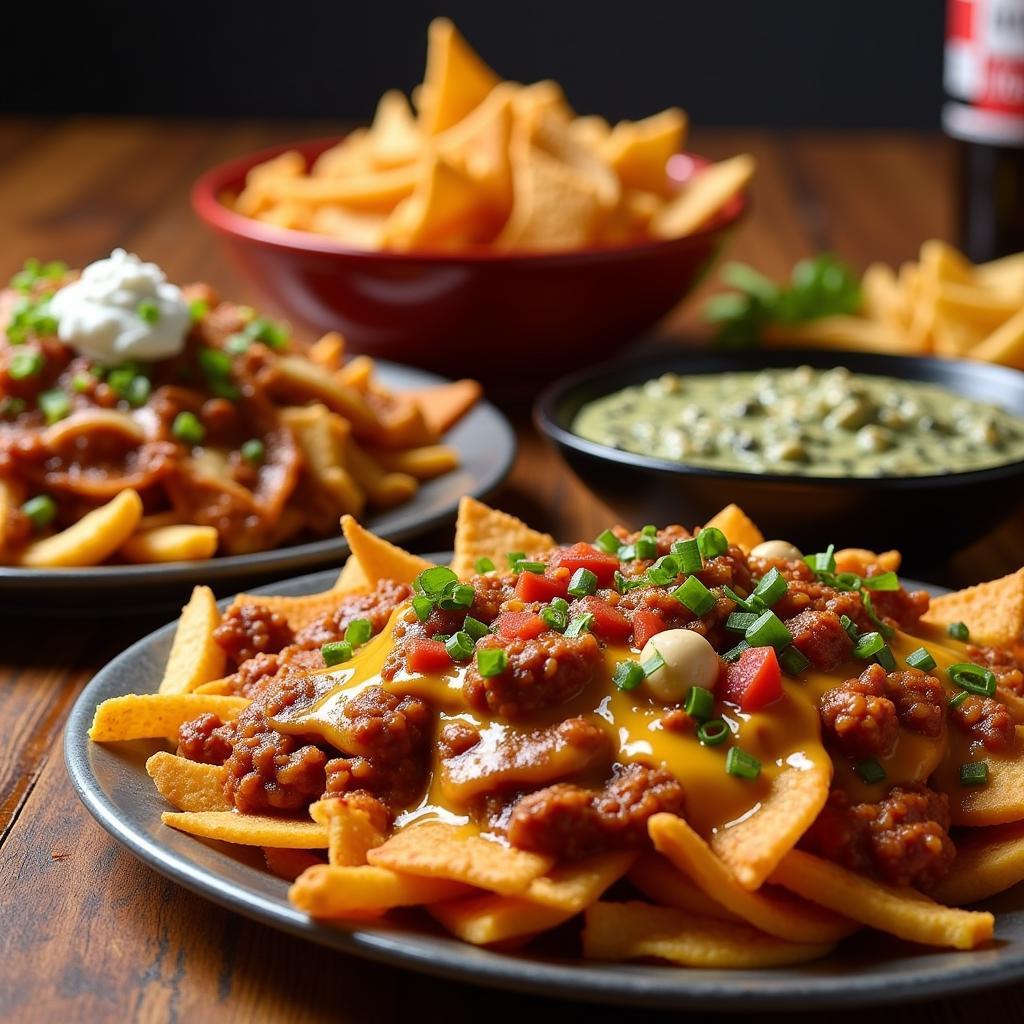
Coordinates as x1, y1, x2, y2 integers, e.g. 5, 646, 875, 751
90, 693, 248, 742
157, 586, 226, 695
270, 356, 380, 434
121, 525, 219, 563
290, 864, 472, 916
163, 811, 328, 849
371, 445, 460, 480
344, 440, 418, 507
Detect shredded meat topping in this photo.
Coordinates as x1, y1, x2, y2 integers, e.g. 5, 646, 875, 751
214, 603, 295, 666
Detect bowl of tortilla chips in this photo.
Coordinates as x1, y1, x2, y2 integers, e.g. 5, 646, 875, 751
192, 19, 751, 385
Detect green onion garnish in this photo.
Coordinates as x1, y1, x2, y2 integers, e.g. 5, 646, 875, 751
613, 660, 645, 691
38, 389, 71, 424
240, 438, 265, 465
432, 634, 451, 644
861, 571, 899, 591
171, 411, 205, 445
805, 544, 836, 574
724, 585, 760, 614
189, 298, 209, 321
137, 300, 160, 324
671, 538, 703, 574
752, 567, 787, 607
948, 663, 997, 697
474, 557, 495, 574
852, 631, 896, 670
855, 758, 887, 784
948, 622, 971, 642
567, 568, 598, 597
745, 610, 792, 651
725, 747, 761, 780
438, 581, 475, 611
726, 611, 758, 633
515, 560, 546, 575
445, 631, 475, 662
414, 566, 459, 599
344, 619, 372, 646
614, 570, 647, 594
959, 761, 989, 786
635, 536, 658, 560
9, 350, 45, 379
506, 551, 526, 569
594, 529, 620, 554
684, 686, 715, 721
10, 257, 67, 293
646, 555, 680, 587
672, 576, 715, 617
540, 603, 568, 632
198, 346, 233, 380
617, 543, 636, 562
0, 396, 26, 419
321, 640, 353, 666
463, 616, 490, 641
949, 691, 970, 710
698, 719, 730, 746
722, 639, 750, 662
224, 334, 251, 355
476, 648, 508, 677
641, 648, 666, 677
779, 646, 811, 676
641, 524, 658, 537
71, 372, 92, 393
411, 596, 433, 622
244, 315, 289, 349
906, 647, 936, 671
839, 614, 860, 642
565, 613, 594, 638
21, 494, 57, 530
696, 527, 728, 559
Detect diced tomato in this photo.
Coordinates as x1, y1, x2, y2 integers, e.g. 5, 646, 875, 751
576, 596, 632, 643
632, 608, 667, 649
493, 611, 548, 641
723, 647, 783, 712
515, 571, 568, 603
404, 638, 452, 675
549, 542, 619, 586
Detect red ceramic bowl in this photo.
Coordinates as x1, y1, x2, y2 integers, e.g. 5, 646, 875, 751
192, 138, 748, 386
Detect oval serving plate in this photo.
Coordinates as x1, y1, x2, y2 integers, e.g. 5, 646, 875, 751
1, 361, 515, 616
65, 569, 1024, 1010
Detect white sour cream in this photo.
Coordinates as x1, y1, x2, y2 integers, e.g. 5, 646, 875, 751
50, 249, 190, 363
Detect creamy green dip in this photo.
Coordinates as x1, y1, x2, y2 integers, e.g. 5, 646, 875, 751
572, 366, 1024, 477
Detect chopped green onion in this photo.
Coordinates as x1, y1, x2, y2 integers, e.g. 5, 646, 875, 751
189, 298, 209, 321
0, 396, 26, 419
722, 639, 750, 663
647, 555, 680, 587
9, 350, 45, 379
411, 596, 433, 622
948, 621, 970, 642
860, 590, 894, 639
949, 691, 970, 710
853, 631, 895, 670
725, 747, 761, 780
198, 346, 233, 379
698, 719, 730, 746
726, 611, 758, 633
779, 646, 811, 676
540, 604, 568, 632
38, 389, 71, 424
506, 551, 526, 569
906, 647, 936, 671
515, 560, 546, 575
839, 614, 860, 643
861, 571, 899, 591
948, 662, 997, 697
641, 648, 666, 677
474, 557, 495, 574
672, 576, 715, 617
567, 568, 598, 597
344, 619, 373, 646
21, 494, 57, 530
684, 686, 715, 721
10, 257, 67, 293
613, 660, 645, 691
855, 758, 887, 784
617, 543, 636, 562
321, 640, 353, 666
959, 761, 989, 786
635, 536, 658, 560
463, 616, 490, 641
476, 648, 509, 677
640, 524, 657, 536
670, 538, 703, 574
696, 527, 728, 559
414, 566, 459, 599
171, 411, 205, 445
724, 585, 759, 614
71, 372, 92, 393
564, 613, 594, 638
240, 438, 266, 466
594, 529, 620, 554
445, 631, 475, 662
244, 315, 289, 349
438, 581, 475, 611
432, 634, 451, 644
137, 300, 160, 324
744, 610, 792, 651
752, 567, 787, 607
224, 333, 251, 355
614, 570, 647, 593
805, 544, 836, 574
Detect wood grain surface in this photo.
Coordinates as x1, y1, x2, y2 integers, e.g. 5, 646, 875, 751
0, 119, 1022, 1024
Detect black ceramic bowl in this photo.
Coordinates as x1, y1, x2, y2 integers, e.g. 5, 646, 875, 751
535, 348, 1024, 562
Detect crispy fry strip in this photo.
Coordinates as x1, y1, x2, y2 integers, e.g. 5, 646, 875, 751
290, 864, 472, 915
162, 811, 328, 849
146, 752, 230, 812
89, 694, 248, 742
157, 586, 226, 695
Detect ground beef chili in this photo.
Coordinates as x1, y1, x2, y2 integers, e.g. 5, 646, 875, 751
951, 694, 1016, 752
786, 610, 854, 671
506, 763, 686, 860
214, 604, 295, 666
802, 785, 955, 890
177, 712, 233, 765
294, 580, 413, 649
819, 673, 900, 757
969, 644, 1024, 696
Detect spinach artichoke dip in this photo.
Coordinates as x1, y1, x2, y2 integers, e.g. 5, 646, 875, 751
572, 366, 1024, 477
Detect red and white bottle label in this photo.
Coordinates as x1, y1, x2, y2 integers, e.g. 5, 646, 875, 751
945, 0, 1024, 143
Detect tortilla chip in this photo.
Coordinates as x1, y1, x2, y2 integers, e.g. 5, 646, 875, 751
89, 694, 249, 742
368, 89, 420, 169
648, 814, 855, 944
932, 821, 1024, 906
450, 496, 555, 580
340, 515, 434, 585
264, 848, 325, 883
651, 153, 755, 239
627, 852, 742, 922
602, 108, 687, 197
923, 568, 1024, 648
333, 554, 370, 593
528, 107, 620, 211
18, 488, 143, 568
710, 760, 830, 889
770, 849, 993, 950
162, 810, 328, 849
145, 752, 230, 812
157, 586, 226, 695
419, 17, 500, 136
703, 503, 764, 554
366, 821, 553, 895
834, 547, 902, 575
429, 892, 571, 945
231, 590, 345, 633
522, 851, 636, 913
404, 379, 482, 435
308, 798, 387, 867
582, 901, 835, 969
935, 726, 1024, 826
289, 863, 472, 915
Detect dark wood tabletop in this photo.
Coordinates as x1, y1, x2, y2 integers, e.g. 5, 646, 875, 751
1, 118, 1022, 1024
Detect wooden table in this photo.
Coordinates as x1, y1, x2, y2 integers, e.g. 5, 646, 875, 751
1, 118, 1021, 1023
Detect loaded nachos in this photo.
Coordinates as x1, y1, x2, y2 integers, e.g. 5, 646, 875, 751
90, 498, 1024, 965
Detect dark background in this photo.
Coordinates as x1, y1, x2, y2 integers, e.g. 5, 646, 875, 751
1, 1, 946, 128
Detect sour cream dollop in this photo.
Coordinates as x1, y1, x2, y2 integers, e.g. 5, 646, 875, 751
50, 249, 190, 363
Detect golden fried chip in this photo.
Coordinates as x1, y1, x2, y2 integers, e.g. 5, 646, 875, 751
121, 524, 219, 563
419, 17, 500, 136
368, 90, 420, 169
259, 165, 417, 214
522, 851, 636, 913
403, 379, 482, 435
18, 488, 143, 568
308, 798, 388, 867
270, 357, 380, 434
834, 548, 902, 575
976, 251, 1024, 294
371, 445, 460, 481
309, 205, 388, 249
162, 811, 328, 848
932, 821, 1024, 906
923, 568, 1024, 648
290, 863, 472, 915
311, 130, 374, 179
450, 496, 555, 580
762, 315, 913, 354
157, 586, 226, 695
710, 760, 831, 889
89, 694, 248, 742
229, 589, 342, 632
648, 814, 855, 944
366, 821, 553, 895
650, 154, 755, 239
528, 107, 620, 212
582, 902, 835, 969
627, 852, 742, 922
771, 850, 993, 950
703, 503, 764, 554
934, 727, 1024, 826
340, 514, 434, 584
264, 848, 325, 883
333, 554, 370, 593
145, 752, 230, 812
429, 892, 571, 945
602, 108, 687, 196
